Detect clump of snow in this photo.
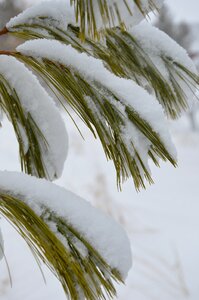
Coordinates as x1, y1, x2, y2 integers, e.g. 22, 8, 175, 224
0, 171, 132, 279
17, 39, 176, 160
6, 0, 164, 33
6, 0, 77, 31
0, 55, 68, 180
131, 22, 198, 108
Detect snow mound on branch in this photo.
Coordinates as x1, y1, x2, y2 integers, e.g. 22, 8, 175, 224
17, 38, 176, 160
131, 22, 198, 107
6, 0, 164, 32
7, 0, 76, 30
0, 171, 132, 279
0, 55, 68, 180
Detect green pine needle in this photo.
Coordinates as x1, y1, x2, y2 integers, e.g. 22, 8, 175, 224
70, 0, 159, 38
7, 23, 199, 119
11, 52, 176, 190
0, 75, 49, 179
0, 193, 122, 300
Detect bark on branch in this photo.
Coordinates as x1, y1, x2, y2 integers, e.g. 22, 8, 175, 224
0, 27, 8, 36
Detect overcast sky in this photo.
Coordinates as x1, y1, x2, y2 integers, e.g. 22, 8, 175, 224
165, 0, 199, 22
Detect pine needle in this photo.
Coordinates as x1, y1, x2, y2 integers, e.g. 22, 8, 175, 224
0, 193, 123, 300
70, 0, 159, 38
11, 52, 176, 190
0, 74, 49, 179
7, 23, 198, 119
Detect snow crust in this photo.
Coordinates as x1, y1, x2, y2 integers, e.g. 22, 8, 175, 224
7, 0, 164, 33
0, 55, 68, 180
131, 22, 198, 107
17, 39, 177, 160
0, 171, 132, 279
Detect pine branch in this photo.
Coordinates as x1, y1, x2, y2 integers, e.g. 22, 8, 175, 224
0, 77, 46, 177
105, 27, 198, 119
70, 0, 161, 38
5, 12, 198, 120
0, 50, 13, 55
4, 1, 198, 190
0, 27, 8, 36
0, 195, 120, 299
11, 40, 176, 190
2, 0, 163, 39
0, 55, 68, 180
0, 171, 131, 300
0, 1, 196, 298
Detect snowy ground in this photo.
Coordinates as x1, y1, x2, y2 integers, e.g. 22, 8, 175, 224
0, 111, 199, 300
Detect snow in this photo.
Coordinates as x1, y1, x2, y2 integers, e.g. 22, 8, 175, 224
132, 22, 196, 73
115, 121, 199, 300
0, 226, 3, 261
6, 0, 76, 31
17, 39, 177, 161
0, 171, 132, 279
0, 114, 199, 300
6, 0, 164, 33
0, 55, 68, 180
1, 0, 199, 299
131, 22, 198, 108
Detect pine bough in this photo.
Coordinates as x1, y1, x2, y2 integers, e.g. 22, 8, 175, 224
0, 1, 198, 299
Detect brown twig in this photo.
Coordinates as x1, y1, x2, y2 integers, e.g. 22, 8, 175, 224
0, 50, 15, 56
0, 27, 8, 36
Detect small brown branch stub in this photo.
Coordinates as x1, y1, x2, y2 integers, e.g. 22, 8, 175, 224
0, 50, 13, 56
0, 27, 8, 36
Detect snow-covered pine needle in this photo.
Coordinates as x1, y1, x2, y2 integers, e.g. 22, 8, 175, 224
0, 171, 132, 300
103, 27, 198, 119
0, 56, 68, 180
4, 0, 163, 40
13, 39, 176, 190
5, 1, 198, 120
129, 23, 199, 117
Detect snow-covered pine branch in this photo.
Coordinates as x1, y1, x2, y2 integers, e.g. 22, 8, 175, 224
0, 55, 68, 180
16, 39, 176, 189
5, 0, 198, 119
67, 0, 164, 38
1, 0, 198, 188
0, 171, 132, 299
5, 0, 164, 39
0, 1, 198, 299
130, 23, 198, 118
